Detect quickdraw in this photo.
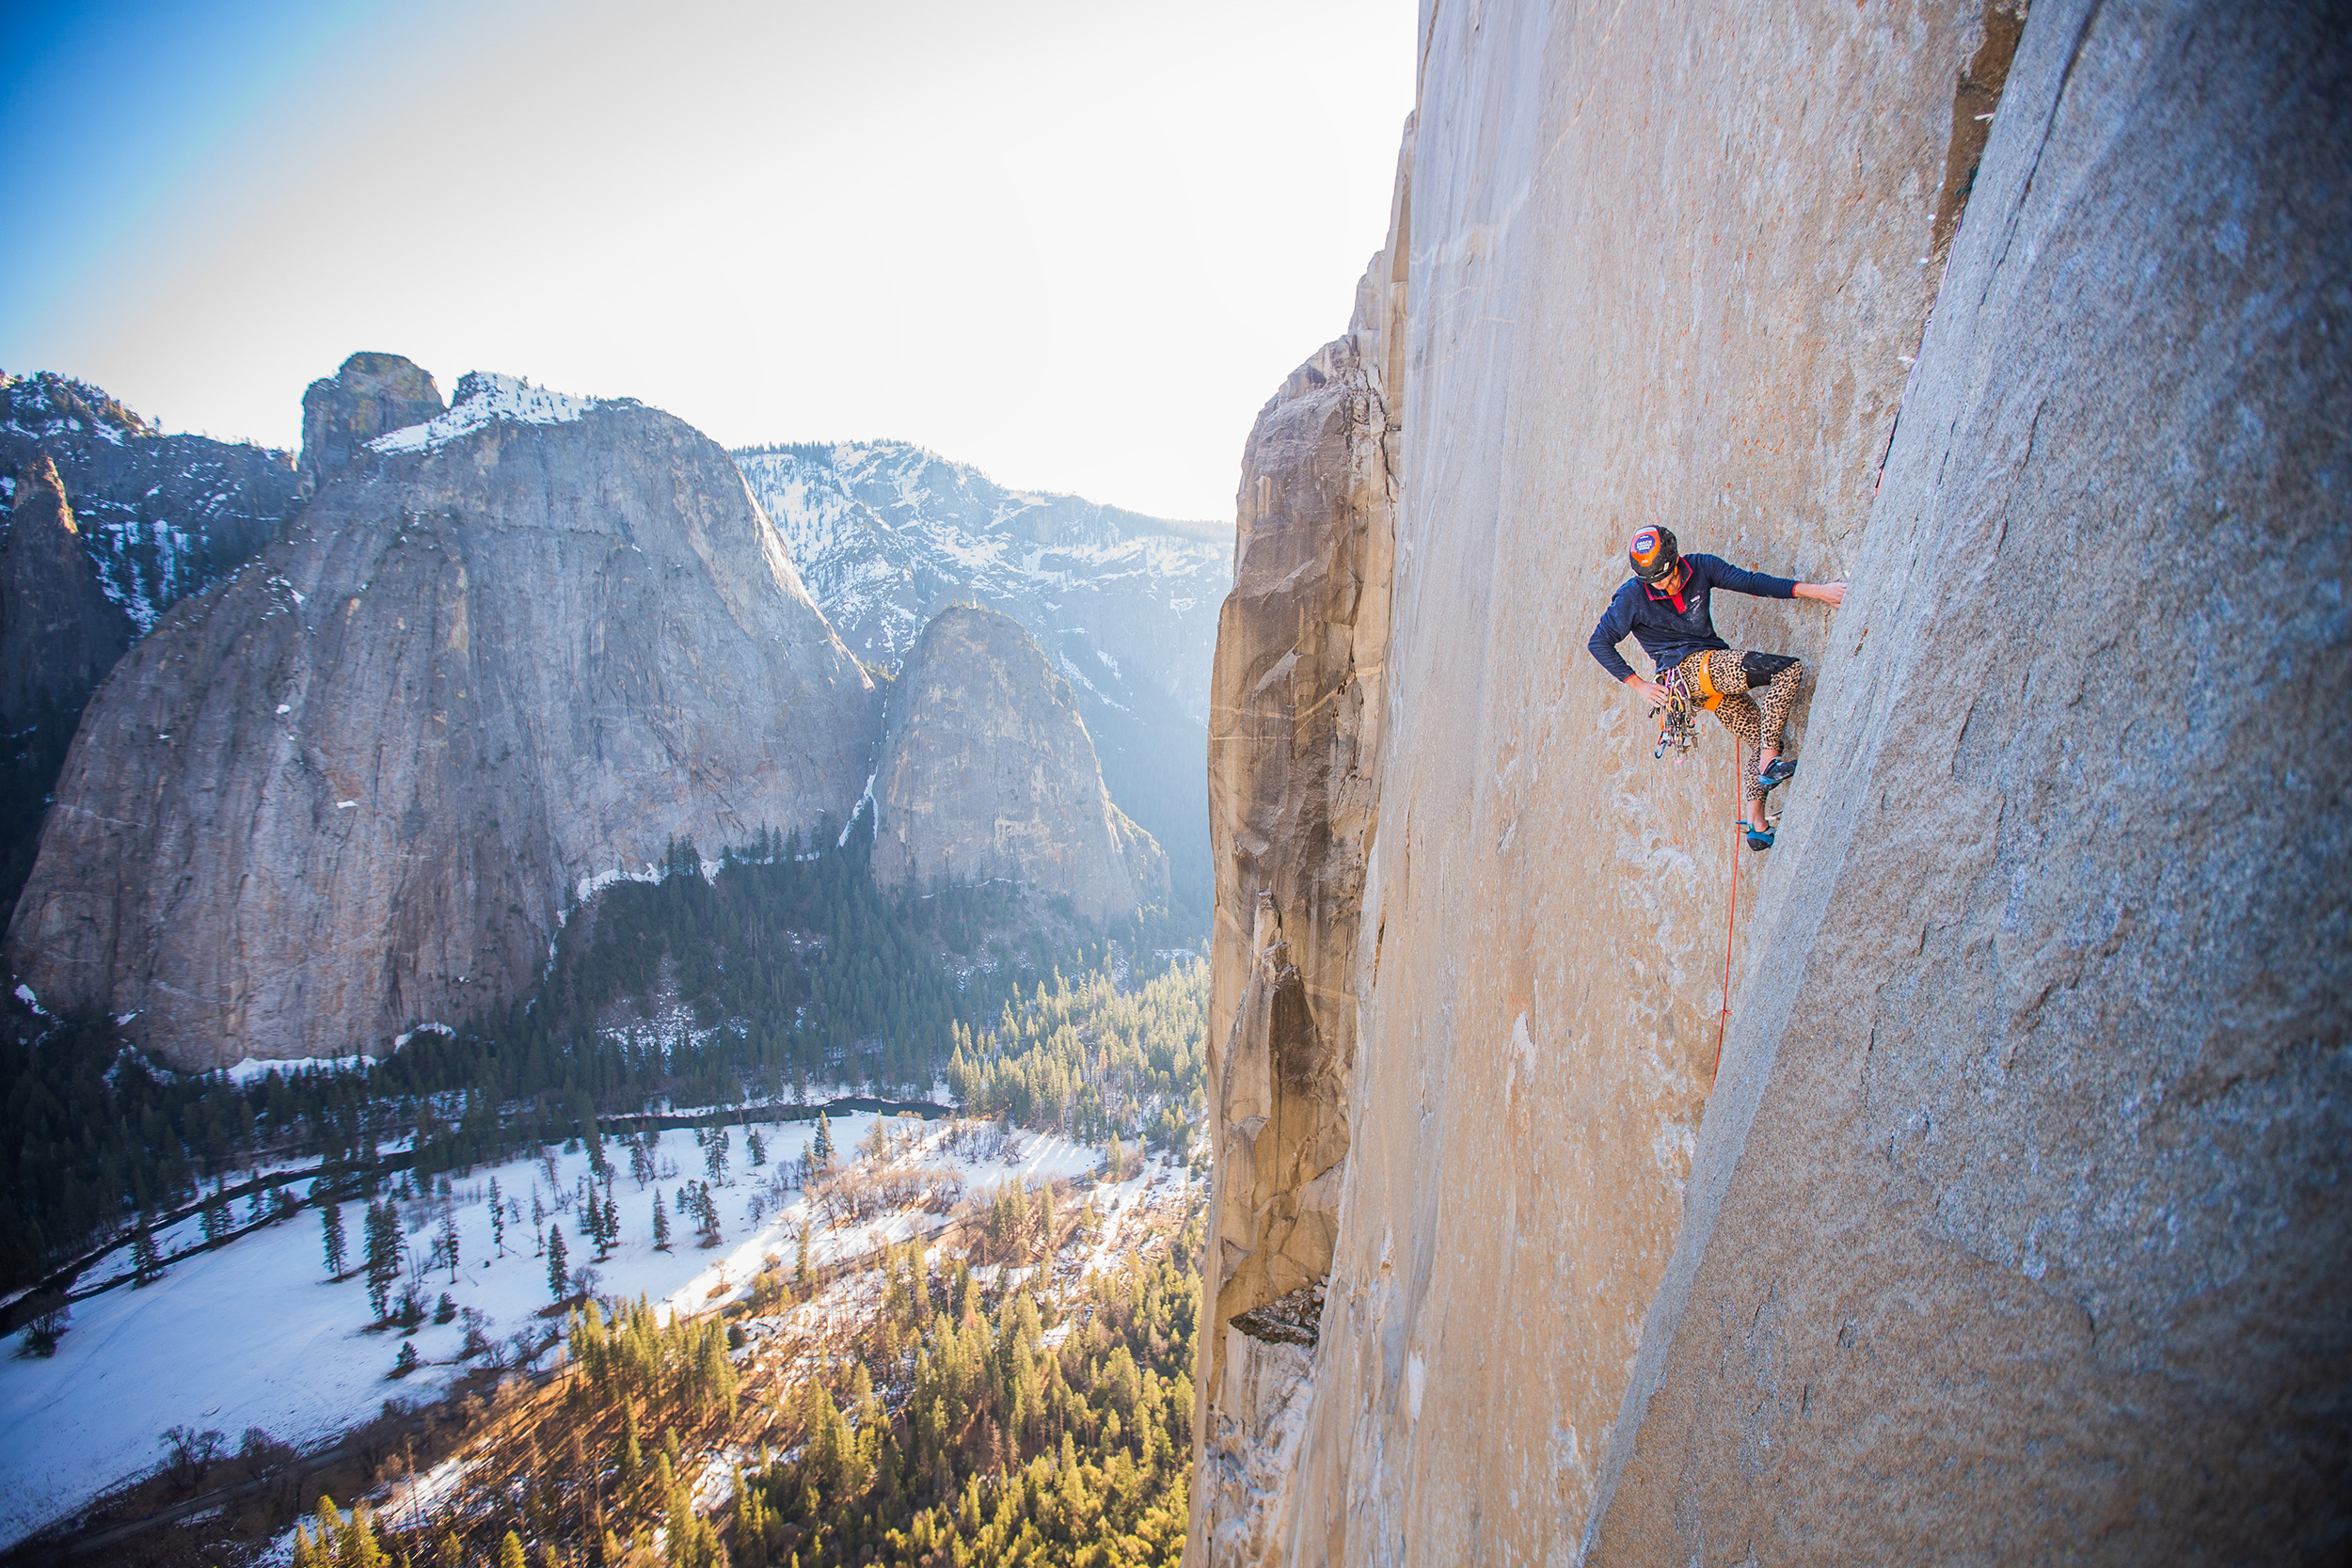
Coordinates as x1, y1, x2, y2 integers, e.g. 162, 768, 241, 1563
1652, 669, 1702, 761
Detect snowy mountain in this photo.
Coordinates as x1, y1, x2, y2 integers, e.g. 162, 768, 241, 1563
0, 372, 301, 928
734, 440, 1227, 720
733, 440, 1230, 910
1, 371, 299, 641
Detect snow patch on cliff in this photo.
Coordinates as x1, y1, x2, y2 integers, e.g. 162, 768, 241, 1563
224, 1053, 373, 1085
370, 372, 599, 454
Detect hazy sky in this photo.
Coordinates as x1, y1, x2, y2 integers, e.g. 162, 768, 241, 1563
1, 0, 1417, 522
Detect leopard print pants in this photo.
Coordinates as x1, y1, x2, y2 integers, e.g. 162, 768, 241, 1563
1675, 649, 1802, 807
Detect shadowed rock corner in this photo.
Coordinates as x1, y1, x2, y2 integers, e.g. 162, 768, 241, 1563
1189, 125, 1401, 1550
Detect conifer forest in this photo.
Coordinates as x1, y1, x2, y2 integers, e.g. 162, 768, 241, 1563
0, 820, 1203, 1289
0, 815, 1213, 1568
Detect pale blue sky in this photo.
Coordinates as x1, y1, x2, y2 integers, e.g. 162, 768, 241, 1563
1, 0, 1417, 520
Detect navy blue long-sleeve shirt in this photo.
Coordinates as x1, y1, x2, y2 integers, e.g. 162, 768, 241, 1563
1587, 553, 1798, 682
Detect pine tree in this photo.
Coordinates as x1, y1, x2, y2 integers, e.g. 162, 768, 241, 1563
547, 1221, 569, 1303
311, 1497, 343, 1558
618, 1402, 643, 1483
489, 1177, 506, 1257
322, 1200, 346, 1279
440, 1212, 460, 1283
652, 1191, 671, 1251
365, 1201, 399, 1320
813, 1112, 834, 1171
500, 1531, 527, 1568
736, 1471, 771, 1564
131, 1216, 162, 1286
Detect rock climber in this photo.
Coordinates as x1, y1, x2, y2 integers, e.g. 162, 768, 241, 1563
1588, 526, 1845, 850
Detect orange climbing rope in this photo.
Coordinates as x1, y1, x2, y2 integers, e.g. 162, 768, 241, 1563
1713, 736, 1740, 1085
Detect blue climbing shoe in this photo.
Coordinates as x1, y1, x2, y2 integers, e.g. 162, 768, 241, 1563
1756, 757, 1798, 798
1740, 820, 1775, 852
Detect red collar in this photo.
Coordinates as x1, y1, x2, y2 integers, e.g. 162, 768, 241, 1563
1645, 571, 1690, 612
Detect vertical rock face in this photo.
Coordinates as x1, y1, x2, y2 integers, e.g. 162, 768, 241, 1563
1192, 0, 2347, 1561
870, 603, 1167, 926
1590, 4, 2352, 1560
297, 352, 447, 497
8, 372, 877, 1069
1191, 216, 1401, 1561
0, 457, 133, 731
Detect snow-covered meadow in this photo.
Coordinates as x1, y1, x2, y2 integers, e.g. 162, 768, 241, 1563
0, 1111, 1112, 1549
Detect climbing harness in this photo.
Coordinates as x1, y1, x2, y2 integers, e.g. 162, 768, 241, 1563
1652, 657, 1741, 763
1685, 657, 1728, 711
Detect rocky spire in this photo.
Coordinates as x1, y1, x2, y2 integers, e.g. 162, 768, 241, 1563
296, 352, 445, 497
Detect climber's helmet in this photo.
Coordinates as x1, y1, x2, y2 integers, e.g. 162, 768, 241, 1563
1629, 526, 1680, 584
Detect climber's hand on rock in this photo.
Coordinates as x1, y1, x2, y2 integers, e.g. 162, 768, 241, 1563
1627, 675, 1670, 706
1799, 580, 1847, 608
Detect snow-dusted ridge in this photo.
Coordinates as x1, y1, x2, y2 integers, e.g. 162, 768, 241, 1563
1, 372, 302, 643
0, 371, 149, 446
733, 438, 1228, 720
369, 372, 607, 454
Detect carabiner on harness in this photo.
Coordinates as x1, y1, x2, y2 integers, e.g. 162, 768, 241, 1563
1651, 668, 1702, 763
